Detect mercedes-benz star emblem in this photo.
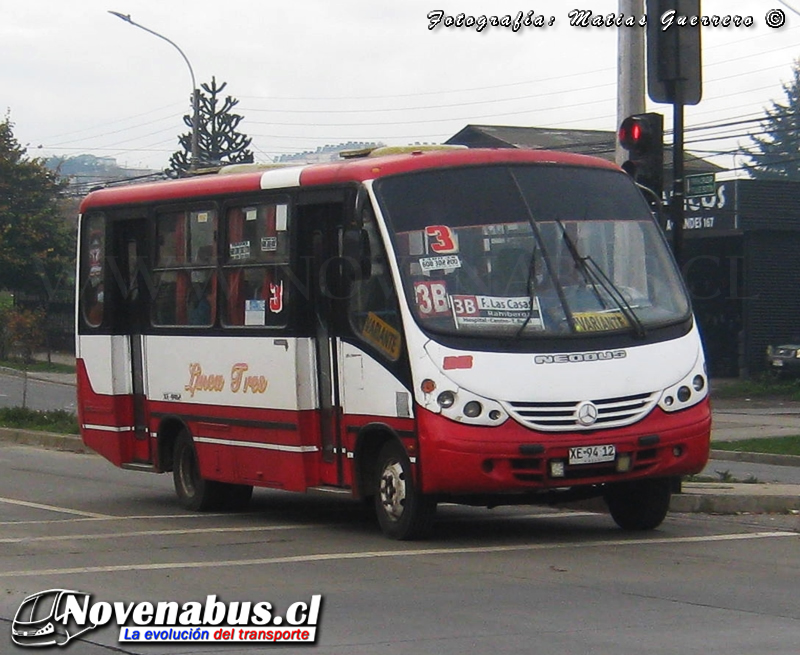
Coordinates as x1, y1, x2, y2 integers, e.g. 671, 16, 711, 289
576, 401, 599, 426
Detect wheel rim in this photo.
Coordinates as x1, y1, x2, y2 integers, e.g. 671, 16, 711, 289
379, 459, 407, 522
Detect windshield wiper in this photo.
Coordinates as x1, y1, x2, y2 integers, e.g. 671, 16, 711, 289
508, 170, 577, 336
554, 218, 647, 339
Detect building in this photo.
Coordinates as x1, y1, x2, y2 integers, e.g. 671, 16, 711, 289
445, 123, 721, 177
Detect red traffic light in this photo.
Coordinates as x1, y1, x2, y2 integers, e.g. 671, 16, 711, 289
617, 112, 664, 196
619, 116, 648, 152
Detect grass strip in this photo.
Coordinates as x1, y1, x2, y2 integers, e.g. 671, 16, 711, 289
0, 407, 79, 435
0, 359, 75, 375
711, 377, 800, 401
712, 435, 800, 456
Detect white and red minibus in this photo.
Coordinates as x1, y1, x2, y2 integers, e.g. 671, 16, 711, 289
76, 147, 711, 539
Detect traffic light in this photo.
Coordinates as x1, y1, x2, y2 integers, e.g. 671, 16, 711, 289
618, 112, 664, 197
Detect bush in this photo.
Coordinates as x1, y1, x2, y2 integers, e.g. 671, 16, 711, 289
0, 407, 79, 434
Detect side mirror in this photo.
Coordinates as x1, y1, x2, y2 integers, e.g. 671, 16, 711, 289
354, 186, 368, 224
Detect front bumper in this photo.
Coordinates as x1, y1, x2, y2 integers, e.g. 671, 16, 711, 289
417, 399, 711, 495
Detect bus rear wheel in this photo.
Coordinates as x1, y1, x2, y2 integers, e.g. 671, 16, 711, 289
603, 478, 672, 530
173, 430, 221, 511
374, 441, 435, 540
172, 431, 253, 512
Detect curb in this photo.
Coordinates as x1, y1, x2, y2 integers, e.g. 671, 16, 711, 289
672, 482, 800, 515
709, 449, 800, 468
0, 365, 76, 387
0, 427, 91, 453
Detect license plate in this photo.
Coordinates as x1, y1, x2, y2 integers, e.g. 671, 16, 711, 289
772, 359, 784, 367
569, 444, 616, 465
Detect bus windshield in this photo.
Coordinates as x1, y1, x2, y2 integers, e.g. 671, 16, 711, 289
374, 164, 690, 338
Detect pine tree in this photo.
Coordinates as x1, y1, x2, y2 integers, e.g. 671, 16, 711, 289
746, 60, 800, 179
0, 114, 72, 299
169, 77, 254, 174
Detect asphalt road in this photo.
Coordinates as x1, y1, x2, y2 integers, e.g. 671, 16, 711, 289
0, 442, 798, 655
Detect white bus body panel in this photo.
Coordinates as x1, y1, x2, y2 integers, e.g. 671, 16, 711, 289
338, 341, 413, 418
77, 335, 134, 396
142, 335, 318, 410
421, 324, 704, 403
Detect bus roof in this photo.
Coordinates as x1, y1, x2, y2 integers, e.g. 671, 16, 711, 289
79, 148, 621, 212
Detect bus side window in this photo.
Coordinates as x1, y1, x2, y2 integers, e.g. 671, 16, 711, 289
348, 208, 403, 361
82, 214, 106, 328
152, 209, 217, 327
222, 202, 289, 328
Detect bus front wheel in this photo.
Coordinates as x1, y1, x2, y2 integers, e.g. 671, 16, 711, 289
603, 478, 672, 530
374, 441, 435, 540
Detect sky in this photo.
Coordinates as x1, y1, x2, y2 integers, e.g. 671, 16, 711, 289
3, 0, 800, 175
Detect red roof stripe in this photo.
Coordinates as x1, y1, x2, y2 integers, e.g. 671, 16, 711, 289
79, 149, 621, 212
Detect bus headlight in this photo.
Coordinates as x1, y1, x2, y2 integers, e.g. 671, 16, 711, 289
658, 364, 708, 412
437, 391, 456, 408
463, 401, 483, 418
428, 387, 507, 425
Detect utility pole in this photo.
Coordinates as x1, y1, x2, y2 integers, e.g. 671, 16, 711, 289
616, 0, 646, 166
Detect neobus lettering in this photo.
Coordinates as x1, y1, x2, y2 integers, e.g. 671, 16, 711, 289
534, 350, 627, 364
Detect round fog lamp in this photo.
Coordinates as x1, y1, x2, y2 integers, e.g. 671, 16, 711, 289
692, 375, 705, 392
463, 401, 483, 418
437, 390, 456, 408
677, 386, 691, 402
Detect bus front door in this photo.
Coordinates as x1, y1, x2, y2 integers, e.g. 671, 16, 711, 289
311, 228, 344, 488
113, 219, 151, 465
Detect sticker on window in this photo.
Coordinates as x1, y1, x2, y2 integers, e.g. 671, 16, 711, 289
414, 280, 450, 318
573, 311, 630, 332
362, 312, 402, 360
425, 225, 458, 254
245, 299, 266, 326
419, 255, 461, 272
451, 295, 543, 329
269, 281, 284, 313
230, 241, 251, 260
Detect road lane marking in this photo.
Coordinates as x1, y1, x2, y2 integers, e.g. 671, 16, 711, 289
0, 512, 596, 541
0, 509, 600, 527
0, 524, 314, 543
0, 496, 113, 519
0, 513, 234, 526
0, 531, 795, 578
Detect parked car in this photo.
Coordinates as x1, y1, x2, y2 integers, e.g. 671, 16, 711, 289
766, 341, 800, 377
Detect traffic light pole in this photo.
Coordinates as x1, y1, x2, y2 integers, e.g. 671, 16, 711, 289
670, 83, 685, 266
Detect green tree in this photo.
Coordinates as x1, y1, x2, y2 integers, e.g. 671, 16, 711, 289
746, 59, 800, 179
0, 115, 73, 300
169, 77, 254, 174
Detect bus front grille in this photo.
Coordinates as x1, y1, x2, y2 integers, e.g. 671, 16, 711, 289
504, 392, 658, 431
